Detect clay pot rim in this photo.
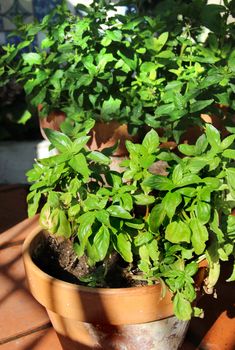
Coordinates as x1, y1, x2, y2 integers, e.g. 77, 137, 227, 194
22, 228, 164, 296
23, 227, 207, 296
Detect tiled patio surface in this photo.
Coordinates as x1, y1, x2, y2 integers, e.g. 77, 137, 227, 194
0, 185, 234, 349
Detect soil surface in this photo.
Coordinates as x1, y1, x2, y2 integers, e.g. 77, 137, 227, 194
34, 234, 147, 288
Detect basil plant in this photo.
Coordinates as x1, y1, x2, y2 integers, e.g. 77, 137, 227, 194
1, 0, 235, 139
27, 121, 235, 320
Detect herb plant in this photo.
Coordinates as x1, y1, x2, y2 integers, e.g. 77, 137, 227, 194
0, 0, 234, 139
27, 121, 235, 321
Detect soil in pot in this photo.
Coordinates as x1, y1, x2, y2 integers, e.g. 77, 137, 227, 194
34, 234, 149, 288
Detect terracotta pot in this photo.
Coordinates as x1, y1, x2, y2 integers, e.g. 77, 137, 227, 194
38, 109, 66, 140
22, 229, 202, 350
87, 121, 139, 157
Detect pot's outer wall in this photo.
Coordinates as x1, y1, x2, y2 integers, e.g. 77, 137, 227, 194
22, 229, 191, 349
22, 230, 174, 325
48, 309, 189, 350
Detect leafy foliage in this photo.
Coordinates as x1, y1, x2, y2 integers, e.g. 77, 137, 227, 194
27, 122, 235, 321
0, 0, 234, 138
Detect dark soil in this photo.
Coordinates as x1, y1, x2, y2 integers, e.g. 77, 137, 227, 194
34, 234, 147, 288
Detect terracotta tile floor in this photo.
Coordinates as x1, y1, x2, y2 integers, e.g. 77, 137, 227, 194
0, 185, 234, 349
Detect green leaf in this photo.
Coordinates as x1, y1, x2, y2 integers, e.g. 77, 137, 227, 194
145, 32, 168, 52
190, 218, 208, 255
107, 205, 132, 219
134, 194, 155, 205
125, 219, 145, 230
190, 99, 214, 113
101, 37, 112, 47
41, 37, 54, 49
142, 129, 159, 153
116, 232, 133, 262
222, 149, 235, 159
121, 193, 133, 211
149, 204, 166, 232
101, 96, 121, 116
140, 62, 157, 73
87, 151, 111, 165
96, 210, 110, 227
195, 134, 208, 155
172, 164, 183, 185
221, 134, 235, 150
77, 212, 95, 251
93, 226, 110, 261
195, 201, 211, 224
22, 52, 41, 65
176, 174, 201, 187
185, 262, 198, 277
134, 231, 153, 247
97, 53, 114, 72
228, 50, 235, 72
226, 168, 235, 190
226, 262, 235, 282
71, 136, 90, 154
69, 153, 91, 180
166, 221, 191, 244
44, 129, 73, 152
163, 192, 182, 220
155, 103, 174, 117
178, 144, 196, 156
57, 210, 71, 238
68, 204, 80, 217
205, 124, 221, 150
173, 292, 193, 321
143, 175, 174, 190
27, 191, 41, 217
18, 110, 32, 125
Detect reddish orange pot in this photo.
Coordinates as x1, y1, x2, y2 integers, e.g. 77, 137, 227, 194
22, 229, 200, 350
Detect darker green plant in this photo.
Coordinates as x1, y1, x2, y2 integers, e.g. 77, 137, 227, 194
0, 0, 235, 139
26, 121, 235, 320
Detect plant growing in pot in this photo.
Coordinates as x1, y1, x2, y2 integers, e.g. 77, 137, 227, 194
23, 122, 235, 349
1, 0, 235, 147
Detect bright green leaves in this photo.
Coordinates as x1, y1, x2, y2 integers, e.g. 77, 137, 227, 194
107, 205, 132, 220
190, 218, 208, 254
40, 204, 71, 238
205, 123, 221, 151
145, 32, 169, 52
101, 96, 121, 118
87, 226, 110, 263
166, 221, 191, 244
149, 204, 166, 232
163, 192, 182, 220
116, 232, 133, 262
144, 175, 174, 191
22, 52, 41, 65
142, 129, 159, 153
27, 191, 41, 217
69, 153, 91, 181
87, 151, 111, 165
173, 292, 193, 321
44, 128, 73, 152
190, 99, 214, 113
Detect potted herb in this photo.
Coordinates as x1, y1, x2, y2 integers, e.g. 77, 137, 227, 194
1, 0, 234, 144
22, 122, 235, 349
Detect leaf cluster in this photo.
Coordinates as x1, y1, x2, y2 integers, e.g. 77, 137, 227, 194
26, 121, 235, 320
0, 0, 234, 137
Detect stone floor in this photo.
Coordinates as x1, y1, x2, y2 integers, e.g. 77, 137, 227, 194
0, 185, 234, 349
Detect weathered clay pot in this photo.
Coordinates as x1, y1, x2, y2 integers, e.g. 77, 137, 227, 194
39, 109, 66, 140
22, 229, 199, 350
87, 121, 138, 157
